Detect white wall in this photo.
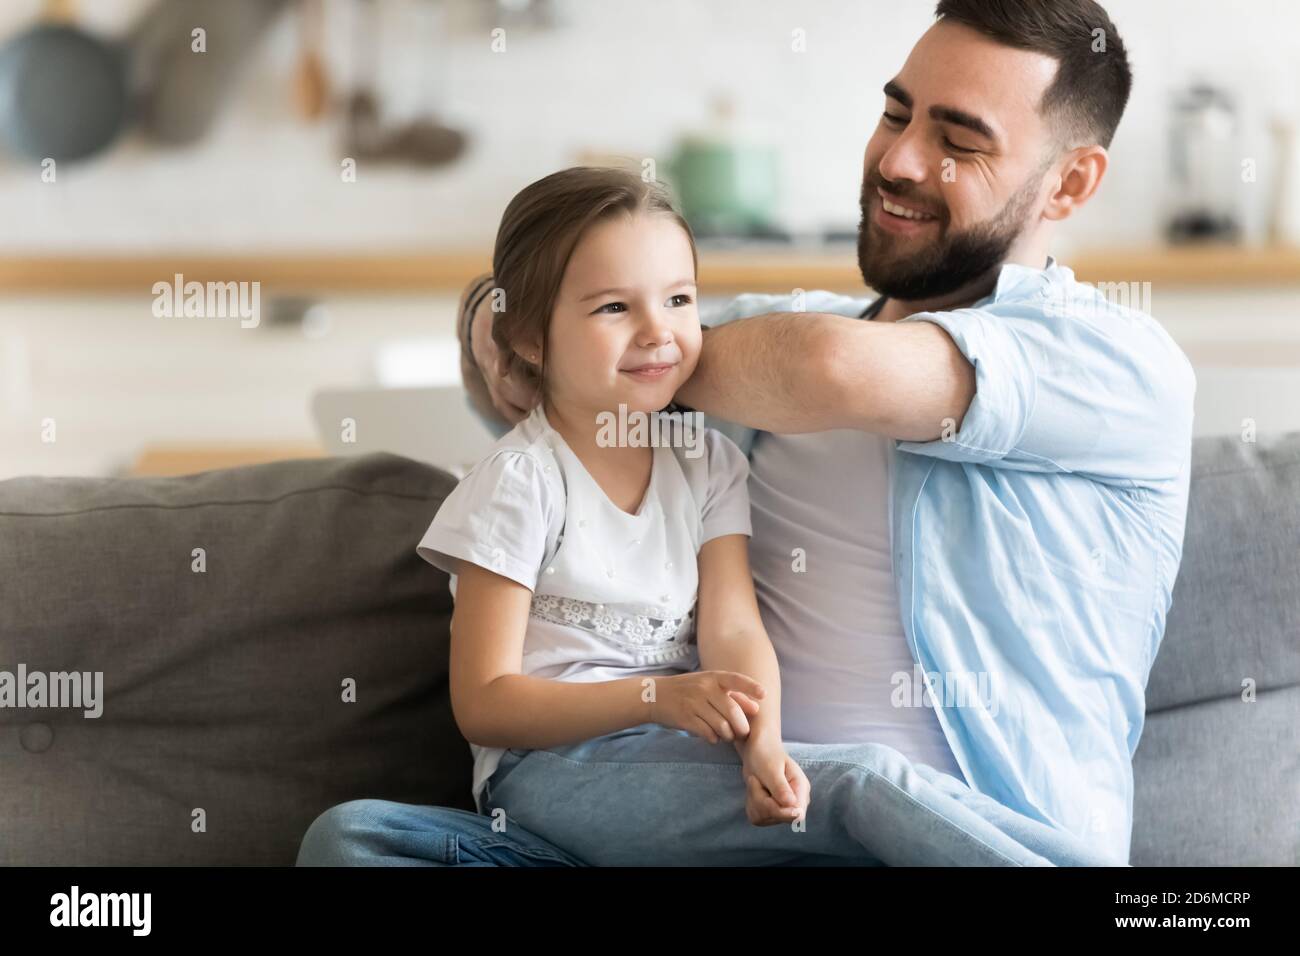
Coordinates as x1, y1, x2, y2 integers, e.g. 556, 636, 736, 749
0, 0, 1295, 253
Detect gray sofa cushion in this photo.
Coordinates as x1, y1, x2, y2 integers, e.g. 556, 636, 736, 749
1132, 432, 1300, 866
1, 452, 471, 866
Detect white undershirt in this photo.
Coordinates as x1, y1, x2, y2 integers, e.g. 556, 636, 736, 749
746, 427, 967, 782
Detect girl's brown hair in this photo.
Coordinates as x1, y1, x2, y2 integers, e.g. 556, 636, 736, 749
489, 165, 698, 407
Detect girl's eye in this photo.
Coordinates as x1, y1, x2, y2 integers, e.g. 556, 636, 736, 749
667, 293, 693, 307
595, 302, 627, 314
882, 111, 907, 127
944, 137, 976, 155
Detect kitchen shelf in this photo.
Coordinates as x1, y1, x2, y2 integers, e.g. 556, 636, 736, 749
2, 244, 1300, 294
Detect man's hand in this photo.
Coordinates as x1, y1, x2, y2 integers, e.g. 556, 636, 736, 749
458, 274, 534, 428
738, 734, 810, 826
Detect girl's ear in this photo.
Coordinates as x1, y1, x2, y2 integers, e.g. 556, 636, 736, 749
512, 340, 542, 365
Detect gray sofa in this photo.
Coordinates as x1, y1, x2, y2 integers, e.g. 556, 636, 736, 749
2, 434, 1297, 866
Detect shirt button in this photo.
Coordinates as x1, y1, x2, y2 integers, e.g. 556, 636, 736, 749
660, 594, 669, 603
579, 519, 587, 528
664, 561, 673, 570
630, 539, 640, 546
607, 568, 615, 578
596, 604, 604, 612
545, 566, 555, 575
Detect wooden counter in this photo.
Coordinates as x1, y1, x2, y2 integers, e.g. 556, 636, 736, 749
3, 244, 1300, 294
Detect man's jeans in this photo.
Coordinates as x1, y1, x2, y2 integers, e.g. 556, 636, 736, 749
296, 723, 1122, 866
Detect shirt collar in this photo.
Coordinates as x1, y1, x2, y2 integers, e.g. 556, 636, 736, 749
986, 253, 1058, 303
860, 254, 1058, 319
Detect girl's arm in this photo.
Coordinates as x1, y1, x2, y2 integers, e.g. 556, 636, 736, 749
693, 533, 783, 755
695, 533, 808, 822
450, 561, 652, 748
449, 561, 762, 750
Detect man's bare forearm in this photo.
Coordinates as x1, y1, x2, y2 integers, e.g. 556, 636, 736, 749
675, 311, 974, 440
674, 313, 850, 434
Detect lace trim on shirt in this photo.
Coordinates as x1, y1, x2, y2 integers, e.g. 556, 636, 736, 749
529, 593, 695, 655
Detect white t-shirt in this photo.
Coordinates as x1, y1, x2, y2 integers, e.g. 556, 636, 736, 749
416, 401, 753, 810
747, 426, 967, 782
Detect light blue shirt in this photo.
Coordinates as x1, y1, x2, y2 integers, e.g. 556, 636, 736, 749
467, 255, 1196, 864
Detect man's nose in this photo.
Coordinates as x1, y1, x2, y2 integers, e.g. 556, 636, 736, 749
876, 127, 931, 187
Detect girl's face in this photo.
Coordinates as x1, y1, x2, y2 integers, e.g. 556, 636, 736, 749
533, 211, 701, 423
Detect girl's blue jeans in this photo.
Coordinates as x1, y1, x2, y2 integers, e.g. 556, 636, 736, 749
296, 722, 1123, 867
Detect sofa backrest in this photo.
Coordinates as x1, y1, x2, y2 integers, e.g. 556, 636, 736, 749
1, 452, 470, 865
1132, 431, 1300, 865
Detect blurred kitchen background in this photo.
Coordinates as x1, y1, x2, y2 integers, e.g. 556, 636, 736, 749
3, 0, 1300, 479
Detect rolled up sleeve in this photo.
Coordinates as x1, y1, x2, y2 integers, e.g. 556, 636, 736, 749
894, 298, 1195, 487
894, 306, 1036, 464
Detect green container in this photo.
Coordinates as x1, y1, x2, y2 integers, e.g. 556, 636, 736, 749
667, 137, 780, 237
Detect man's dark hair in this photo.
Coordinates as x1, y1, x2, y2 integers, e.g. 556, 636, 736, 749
934, 0, 1132, 151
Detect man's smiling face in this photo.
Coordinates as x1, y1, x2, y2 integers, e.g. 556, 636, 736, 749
858, 20, 1064, 301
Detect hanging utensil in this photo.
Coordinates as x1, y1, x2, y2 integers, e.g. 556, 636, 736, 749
0, 0, 128, 162
344, 0, 385, 154
388, 0, 464, 166
343, 0, 465, 167
129, 0, 291, 146
293, 0, 330, 121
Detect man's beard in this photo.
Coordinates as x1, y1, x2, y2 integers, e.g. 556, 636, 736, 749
856, 169, 1042, 301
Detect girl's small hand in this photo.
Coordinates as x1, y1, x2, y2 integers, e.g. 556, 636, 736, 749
742, 747, 811, 826
651, 671, 764, 743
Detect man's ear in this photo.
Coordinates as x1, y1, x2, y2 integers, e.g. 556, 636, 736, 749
1043, 145, 1107, 222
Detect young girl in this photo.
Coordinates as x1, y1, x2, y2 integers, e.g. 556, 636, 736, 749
416, 166, 809, 833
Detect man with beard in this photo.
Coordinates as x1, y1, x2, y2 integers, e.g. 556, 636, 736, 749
299, 0, 1193, 867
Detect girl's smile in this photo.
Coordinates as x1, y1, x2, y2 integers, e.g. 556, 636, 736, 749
620, 361, 680, 382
